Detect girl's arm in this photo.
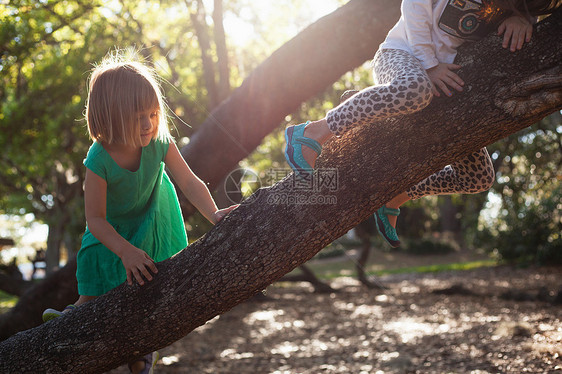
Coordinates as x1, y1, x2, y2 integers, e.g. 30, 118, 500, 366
164, 142, 237, 224
84, 169, 158, 286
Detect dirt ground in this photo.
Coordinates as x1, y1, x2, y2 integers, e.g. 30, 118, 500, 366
106, 265, 562, 374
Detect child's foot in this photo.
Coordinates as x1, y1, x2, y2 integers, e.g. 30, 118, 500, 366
42, 304, 76, 322
375, 206, 401, 248
284, 119, 331, 175
300, 124, 323, 169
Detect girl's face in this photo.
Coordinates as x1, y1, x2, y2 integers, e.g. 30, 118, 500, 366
138, 108, 159, 147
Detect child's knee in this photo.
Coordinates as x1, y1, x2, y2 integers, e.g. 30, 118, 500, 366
469, 163, 495, 194
388, 76, 433, 115
479, 152, 496, 191
481, 165, 496, 191
413, 76, 434, 110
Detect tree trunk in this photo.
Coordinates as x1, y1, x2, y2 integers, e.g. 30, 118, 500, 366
354, 217, 386, 290
44, 211, 66, 274
439, 196, 461, 234
1, 9, 560, 372
0, 259, 79, 340
213, 0, 230, 103
189, 0, 220, 108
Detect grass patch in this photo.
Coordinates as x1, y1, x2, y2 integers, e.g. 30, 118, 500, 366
372, 259, 497, 276
305, 259, 497, 280
0, 290, 18, 314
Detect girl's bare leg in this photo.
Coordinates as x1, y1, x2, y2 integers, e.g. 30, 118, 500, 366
130, 361, 145, 374
73, 295, 96, 307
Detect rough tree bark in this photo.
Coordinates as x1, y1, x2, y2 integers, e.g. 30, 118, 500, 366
0, 0, 401, 339
1, 9, 560, 373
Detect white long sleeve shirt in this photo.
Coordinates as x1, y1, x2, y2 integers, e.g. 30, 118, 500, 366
379, 0, 485, 70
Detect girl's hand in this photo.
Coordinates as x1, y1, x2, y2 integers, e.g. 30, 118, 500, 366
498, 16, 533, 52
120, 246, 158, 286
426, 63, 464, 97
212, 205, 239, 224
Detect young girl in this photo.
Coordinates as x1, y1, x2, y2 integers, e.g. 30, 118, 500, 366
42, 51, 237, 373
284, 0, 560, 247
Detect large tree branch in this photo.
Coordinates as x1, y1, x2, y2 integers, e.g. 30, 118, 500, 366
1, 8, 560, 373
0, 273, 32, 297
0, 257, 78, 340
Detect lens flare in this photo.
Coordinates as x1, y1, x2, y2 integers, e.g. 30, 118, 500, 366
477, 0, 503, 21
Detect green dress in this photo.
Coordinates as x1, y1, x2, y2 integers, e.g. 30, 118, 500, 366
76, 139, 188, 296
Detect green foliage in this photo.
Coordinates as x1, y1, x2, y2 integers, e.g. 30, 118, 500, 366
485, 188, 561, 265
372, 260, 497, 276
1, 1, 98, 245
478, 114, 562, 265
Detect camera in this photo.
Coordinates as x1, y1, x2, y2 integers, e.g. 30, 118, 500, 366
438, 0, 496, 41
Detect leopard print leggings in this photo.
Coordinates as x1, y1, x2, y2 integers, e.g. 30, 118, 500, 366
326, 48, 495, 200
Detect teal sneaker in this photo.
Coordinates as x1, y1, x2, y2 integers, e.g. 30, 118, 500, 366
375, 206, 401, 248
284, 121, 322, 177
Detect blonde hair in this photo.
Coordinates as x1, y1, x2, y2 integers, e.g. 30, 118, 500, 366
85, 51, 170, 147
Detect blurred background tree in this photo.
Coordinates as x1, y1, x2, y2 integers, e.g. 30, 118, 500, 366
476, 113, 562, 265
